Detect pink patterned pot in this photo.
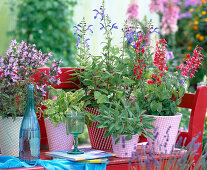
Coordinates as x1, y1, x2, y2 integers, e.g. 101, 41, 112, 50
85, 108, 112, 152
44, 119, 73, 151
112, 134, 139, 158
147, 113, 182, 154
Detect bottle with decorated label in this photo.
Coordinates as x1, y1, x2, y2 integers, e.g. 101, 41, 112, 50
19, 85, 40, 164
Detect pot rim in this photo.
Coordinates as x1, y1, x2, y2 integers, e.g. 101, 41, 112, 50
144, 112, 182, 118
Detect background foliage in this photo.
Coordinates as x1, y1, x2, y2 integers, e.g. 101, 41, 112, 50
12, 0, 77, 67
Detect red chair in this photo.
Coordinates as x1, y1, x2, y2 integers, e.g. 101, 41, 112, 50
176, 86, 207, 164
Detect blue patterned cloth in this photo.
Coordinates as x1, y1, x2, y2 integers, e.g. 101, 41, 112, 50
0, 156, 108, 170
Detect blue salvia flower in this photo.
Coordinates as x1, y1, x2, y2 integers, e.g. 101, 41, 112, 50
180, 77, 185, 85
126, 31, 134, 44
75, 36, 80, 47
93, 9, 100, 19
85, 38, 90, 47
111, 23, 118, 30
138, 31, 145, 36
136, 32, 140, 39
86, 25, 93, 33
100, 8, 104, 19
150, 27, 161, 34
100, 23, 105, 30
73, 26, 80, 35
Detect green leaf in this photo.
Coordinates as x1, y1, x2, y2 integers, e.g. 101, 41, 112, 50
125, 135, 132, 141
115, 138, 120, 144
94, 91, 109, 104
150, 101, 158, 112
157, 102, 162, 113
122, 79, 135, 86
104, 131, 111, 138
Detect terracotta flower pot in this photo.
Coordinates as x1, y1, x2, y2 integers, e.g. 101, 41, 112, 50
112, 134, 139, 158
147, 113, 182, 154
85, 108, 112, 152
0, 116, 23, 157
44, 119, 73, 151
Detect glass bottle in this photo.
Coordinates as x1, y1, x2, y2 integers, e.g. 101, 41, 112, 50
19, 85, 40, 164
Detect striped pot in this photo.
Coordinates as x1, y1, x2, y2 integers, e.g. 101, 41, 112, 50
44, 119, 73, 151
112, 134, 139, 158
147, 113, 182, 154
0, 116, 23, 157
85, 108, 112, 152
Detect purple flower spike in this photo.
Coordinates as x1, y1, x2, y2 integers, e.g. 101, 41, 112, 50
86, 25, 93, 33
111, 23, 118, 30
85, 38, 90, 47
73, 26, 80, 35
93, 9, 100, 19
166, 51, 175, 60
100, 23, 105, 30
178, 12, 192, 20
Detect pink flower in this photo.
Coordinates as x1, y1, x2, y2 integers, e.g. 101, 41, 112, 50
126, 2, 139, 21
52, 96, 57, 100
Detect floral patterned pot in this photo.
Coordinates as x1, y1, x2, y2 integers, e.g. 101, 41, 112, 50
85, 108, 112, 152
112, 134, 139, 158
44, 119, 73, 151
147, 113, 182, 154
0, 116, 23, 157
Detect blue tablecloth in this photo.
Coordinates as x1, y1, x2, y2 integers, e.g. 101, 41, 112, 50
0, 156, 108, 170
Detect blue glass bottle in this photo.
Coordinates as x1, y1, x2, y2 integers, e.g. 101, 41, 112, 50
19, 85, 40, 164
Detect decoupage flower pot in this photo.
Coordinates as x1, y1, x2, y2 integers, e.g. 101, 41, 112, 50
147, 113, 182, 154
44, 118, 73, 151
112, 134, 139, 158
0, 116, 23, 157
85, 108, 112, 152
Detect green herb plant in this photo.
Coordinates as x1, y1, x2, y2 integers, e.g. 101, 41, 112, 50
43, 88, 86, 126
93, 98, 155, 144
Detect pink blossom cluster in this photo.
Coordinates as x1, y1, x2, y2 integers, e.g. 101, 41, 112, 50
149, 0, 167, 13
160, 3, 180, 35
0, 40, 62, 97
177, 47, 204, 78
126, 2, 139, 21
149, 0, 180, 35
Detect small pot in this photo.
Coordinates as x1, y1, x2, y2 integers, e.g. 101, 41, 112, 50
146, 113, 182, 154
0, 116, 23, 157
85, 107, 112, 152
44, 119, 73, 151
112, 134, 139, 158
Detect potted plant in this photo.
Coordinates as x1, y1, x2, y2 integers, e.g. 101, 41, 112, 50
0, 40, 61, 157
72, 1, 160, 151
134, 38, 205, 154
94, 98, 154, 157
42, 88, 86, 151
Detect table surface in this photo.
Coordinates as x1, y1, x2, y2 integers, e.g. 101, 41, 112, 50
5, 144, 186, 170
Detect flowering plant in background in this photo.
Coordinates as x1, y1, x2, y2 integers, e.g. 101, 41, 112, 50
0, 40, 62, 120
126, 0, 139, 21
149, 0, 201, 35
